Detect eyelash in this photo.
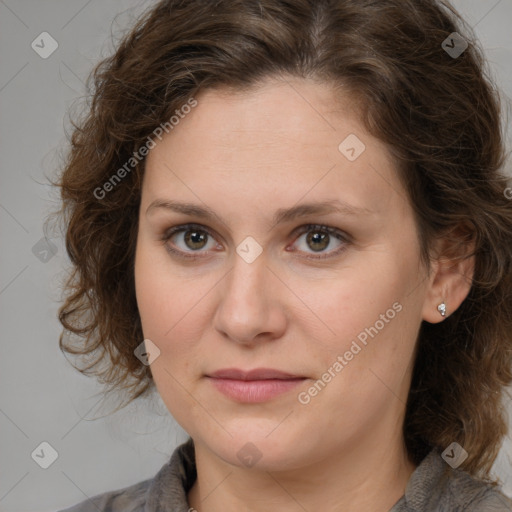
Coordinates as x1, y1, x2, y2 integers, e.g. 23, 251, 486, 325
159, 223, 351, 261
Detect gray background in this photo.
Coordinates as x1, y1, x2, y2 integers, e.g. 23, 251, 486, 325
1, 1, 511, 511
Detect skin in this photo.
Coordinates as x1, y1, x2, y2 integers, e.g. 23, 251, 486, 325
134, 76, 474, 512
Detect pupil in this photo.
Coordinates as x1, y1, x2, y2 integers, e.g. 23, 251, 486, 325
307, 231, 329, 252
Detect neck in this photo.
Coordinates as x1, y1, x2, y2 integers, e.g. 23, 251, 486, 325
187, 435, 416, 512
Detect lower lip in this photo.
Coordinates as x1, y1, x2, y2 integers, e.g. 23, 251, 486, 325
207, 377, 305, 403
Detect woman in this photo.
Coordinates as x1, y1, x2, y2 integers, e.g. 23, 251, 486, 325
53, 0, 512, 510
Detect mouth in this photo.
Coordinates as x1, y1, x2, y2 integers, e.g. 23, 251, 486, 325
205, 367, 307, 403
207, 367, 304, 380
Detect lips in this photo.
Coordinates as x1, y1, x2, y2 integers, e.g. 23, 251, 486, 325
207, 368, 303, 380
206, 368, 307, 403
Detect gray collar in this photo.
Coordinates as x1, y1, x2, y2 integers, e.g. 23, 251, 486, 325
144, 437, 196, 512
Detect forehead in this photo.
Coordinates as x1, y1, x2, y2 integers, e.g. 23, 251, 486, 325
172, 78, 360, 143
142, 78, 405, 220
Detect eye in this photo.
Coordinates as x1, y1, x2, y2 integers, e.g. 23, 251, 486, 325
289, 224, 350, 260
160, 223, 220, 259
160, 223, 351, 260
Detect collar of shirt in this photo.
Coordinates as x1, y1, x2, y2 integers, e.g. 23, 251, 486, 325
144, 437, 196, 512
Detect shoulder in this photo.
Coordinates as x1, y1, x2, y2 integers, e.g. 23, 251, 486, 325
56, 477, 152, 512
444, 465, 512, 511
56, 438, 196, 512
398, 449, 512, 511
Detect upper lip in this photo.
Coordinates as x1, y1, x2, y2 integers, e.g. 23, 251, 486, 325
207, 368, 304, 380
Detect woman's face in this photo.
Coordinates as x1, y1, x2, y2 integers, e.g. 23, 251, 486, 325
135, 77, 432, 471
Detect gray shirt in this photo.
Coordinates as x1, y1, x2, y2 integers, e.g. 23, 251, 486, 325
58, 438, 512, 511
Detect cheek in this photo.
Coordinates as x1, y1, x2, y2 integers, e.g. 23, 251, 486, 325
301, 256, 423, 408
134, 244, 206, 426
134, 241, 213, 365
297, 281, 420, 432
134, 249, 168, 339
305, 260, 413, 347
135, 241, 177, 348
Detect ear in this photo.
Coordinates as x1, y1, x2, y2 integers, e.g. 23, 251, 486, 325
422, 225, 475, 324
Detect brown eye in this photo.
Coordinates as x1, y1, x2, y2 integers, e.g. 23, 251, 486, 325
160, 224, 219, 259
183, 229, 209, 250
291, 224, 350, 260
305, 230, 330, 252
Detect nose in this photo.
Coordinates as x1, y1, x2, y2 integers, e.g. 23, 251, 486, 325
212, 251, 287, 346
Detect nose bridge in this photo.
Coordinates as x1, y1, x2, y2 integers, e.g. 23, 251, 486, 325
225, 247, 269, 310
213, 243, 283, 343
223, 232, 268, 297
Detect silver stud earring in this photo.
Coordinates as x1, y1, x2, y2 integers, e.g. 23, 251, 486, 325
437, 302, 447, 317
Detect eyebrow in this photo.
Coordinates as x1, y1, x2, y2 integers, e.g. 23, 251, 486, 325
145, 198, 374, 227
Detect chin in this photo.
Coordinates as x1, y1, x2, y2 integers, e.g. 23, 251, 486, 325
198, 426, 312, 472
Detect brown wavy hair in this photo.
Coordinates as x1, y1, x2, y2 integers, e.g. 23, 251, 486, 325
48, 0, 512, 480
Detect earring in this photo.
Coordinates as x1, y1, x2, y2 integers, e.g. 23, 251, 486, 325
437, 302, 447, 317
